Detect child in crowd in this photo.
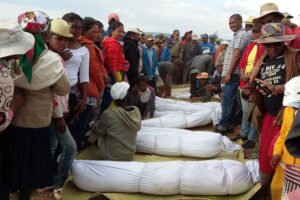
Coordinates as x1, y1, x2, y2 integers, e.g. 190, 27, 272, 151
190, 72, 213, 102
47, 18, 77, 199
128, 75, 156, 119
271, 76, 300, 200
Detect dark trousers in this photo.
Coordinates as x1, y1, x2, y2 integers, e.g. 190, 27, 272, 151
190, 73, 198, 96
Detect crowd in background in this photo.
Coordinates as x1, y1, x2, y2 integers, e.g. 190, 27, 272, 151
0, 2, 300, 200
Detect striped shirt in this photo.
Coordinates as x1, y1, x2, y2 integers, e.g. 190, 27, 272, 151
221, 28, 249, 77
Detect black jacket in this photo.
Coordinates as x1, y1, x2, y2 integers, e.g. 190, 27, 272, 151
124, 35, 140, 87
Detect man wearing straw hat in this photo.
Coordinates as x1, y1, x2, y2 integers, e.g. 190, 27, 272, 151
253, 2, 300, 49
249, 22, 300, 199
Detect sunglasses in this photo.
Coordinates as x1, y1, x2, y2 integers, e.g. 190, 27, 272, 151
263, 42, 284, 48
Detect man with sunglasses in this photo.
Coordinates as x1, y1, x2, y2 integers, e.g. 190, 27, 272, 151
249, 23, 300, 199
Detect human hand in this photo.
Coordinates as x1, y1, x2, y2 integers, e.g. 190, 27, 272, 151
60, 49, 73, 61
10, 93, 25, 113
53, 117, 66, 133
74, 99, 86, 119
271, 154, 281, 168
223, 74, 231, 84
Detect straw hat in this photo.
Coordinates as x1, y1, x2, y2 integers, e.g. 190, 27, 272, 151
196, 72, 209, 79
244, 16, 256, 25
253, 3, 284, 23
253, 23, 296, 44
0, 20, 34, 58
50, 19, 73, 38
145, 35, 154, 41
192, 34, 199, 40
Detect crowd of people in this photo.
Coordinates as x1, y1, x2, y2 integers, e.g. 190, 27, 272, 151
0, 2, 300, 200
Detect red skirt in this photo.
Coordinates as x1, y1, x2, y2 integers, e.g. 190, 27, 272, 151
259, 112, 282, 174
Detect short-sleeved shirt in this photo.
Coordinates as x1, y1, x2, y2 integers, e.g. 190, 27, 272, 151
221, 28, 249, 77
199, 42, 215, 55
259, 56, 286, 116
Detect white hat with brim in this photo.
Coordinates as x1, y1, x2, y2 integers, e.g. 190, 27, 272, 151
283, 76, 300, 107
0, 20, 34, 58
127, 26, 141, 34
253, 3, 284, 23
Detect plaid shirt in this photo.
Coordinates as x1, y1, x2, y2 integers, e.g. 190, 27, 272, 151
221, 28, 249, 77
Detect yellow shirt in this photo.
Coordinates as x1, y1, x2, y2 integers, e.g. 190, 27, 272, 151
273, 107, 300, 165
245, 45, 257, 75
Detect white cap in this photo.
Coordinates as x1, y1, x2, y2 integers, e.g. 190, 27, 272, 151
127, 26, 141, 34
203, 49, 210, 54
221, 40, 229, 46
283, 76, 300, 107
110, 82, 130, 100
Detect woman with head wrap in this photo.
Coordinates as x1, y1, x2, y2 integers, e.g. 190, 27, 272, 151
1, 11, 70, 199
87, 82, 141, 161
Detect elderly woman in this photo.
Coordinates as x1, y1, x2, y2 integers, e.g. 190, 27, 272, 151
250, 23, 300, 199
87, 82, 141, 161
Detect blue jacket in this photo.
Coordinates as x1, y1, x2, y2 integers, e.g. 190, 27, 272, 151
160, 45, 171, 62
141, 45, 160, 80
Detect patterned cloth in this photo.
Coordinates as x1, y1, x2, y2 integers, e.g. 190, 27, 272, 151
282, 164, 300, 200
0, 60, 14, 132
221, 28, 249, 77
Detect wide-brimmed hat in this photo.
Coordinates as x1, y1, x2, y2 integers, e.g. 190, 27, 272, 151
127, 26, 141, 34
253, 23, 296, 44
192, 34, 199, 40
50, 19, 73, 38
244, 16, 256, 25
253, 3, 284, 23
196, 72, 209, 79
0, 20, 34, 58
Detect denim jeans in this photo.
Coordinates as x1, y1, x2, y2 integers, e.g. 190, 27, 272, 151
218, 74, 240, 130
71, 104, 93, 149
239, 89, 258, 142
49, 124, 76, 189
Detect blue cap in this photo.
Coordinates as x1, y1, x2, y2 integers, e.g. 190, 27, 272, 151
201, 34, 208, 38
210, 34, 216, 39
167, 38, 174, 44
